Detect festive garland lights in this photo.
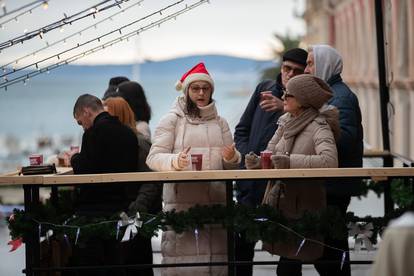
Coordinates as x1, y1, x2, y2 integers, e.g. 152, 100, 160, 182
0, 0, 132, 51
0, 0, 49, 21
0, 0, 210, 90
0, 0, 144, 72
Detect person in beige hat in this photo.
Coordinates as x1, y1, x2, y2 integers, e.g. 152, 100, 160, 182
305, 44, 363, 276
245, 74, 340, 276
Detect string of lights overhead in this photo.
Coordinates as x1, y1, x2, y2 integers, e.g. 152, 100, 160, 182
0, 0, 131, 51
1, 0, 145, 73
0, 0, 181, 78
0, 1, 49, 28
0, 0, 48, 20
0, 0, 210, 90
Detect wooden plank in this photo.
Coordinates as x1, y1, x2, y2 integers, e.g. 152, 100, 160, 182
0, 175, 43, 185
41, 167, 414, 185
2, 167, 413, 186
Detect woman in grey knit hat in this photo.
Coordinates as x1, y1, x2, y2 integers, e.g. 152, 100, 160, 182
245, 74, 340, 276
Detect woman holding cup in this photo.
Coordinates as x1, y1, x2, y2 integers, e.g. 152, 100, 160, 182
245, 74, 340, 274
146, 62, 240, 276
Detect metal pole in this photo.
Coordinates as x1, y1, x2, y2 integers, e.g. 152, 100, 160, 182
23, 185, 40, 276
226, 180, 235, 276
374, 0, 394, 213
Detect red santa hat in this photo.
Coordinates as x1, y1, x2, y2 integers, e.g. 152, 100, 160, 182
175, 62, 214, 93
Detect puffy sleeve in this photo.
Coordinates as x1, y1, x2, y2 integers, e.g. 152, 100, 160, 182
289, 123, 338, 168
146, 113, 179, 171
218, 117, 241, 169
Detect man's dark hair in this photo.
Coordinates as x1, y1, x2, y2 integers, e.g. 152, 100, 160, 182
73, 94, 104, 116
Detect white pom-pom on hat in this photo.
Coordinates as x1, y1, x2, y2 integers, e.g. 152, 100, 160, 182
175, 80, 183, 91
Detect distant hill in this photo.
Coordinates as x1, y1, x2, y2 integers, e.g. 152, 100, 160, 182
40, 54, 275, 80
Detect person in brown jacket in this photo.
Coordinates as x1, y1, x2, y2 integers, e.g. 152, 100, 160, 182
245, 74, 340, 276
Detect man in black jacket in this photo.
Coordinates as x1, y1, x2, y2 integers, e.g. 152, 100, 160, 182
71, 93, 139, 214
233, 48, 308, 276
68, 94, 153, 276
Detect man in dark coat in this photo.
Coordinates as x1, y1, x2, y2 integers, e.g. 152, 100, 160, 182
304, 44, 364, 276
68, 94, 153, 276
233, 48, 308, 276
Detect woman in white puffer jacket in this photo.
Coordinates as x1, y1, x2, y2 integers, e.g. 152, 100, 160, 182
146, 62, 241, 276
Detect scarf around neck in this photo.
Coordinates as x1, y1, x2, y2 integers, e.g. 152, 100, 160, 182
281, 108, 319, 154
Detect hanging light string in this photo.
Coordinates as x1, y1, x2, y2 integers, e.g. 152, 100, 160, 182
1, 0, 182, 78
0, 0, 145, 73
0, 0, 48, 20
32, 212, 350, 269
0, 0, 49, 28
0, 0, 209, 90
0, 0, 132, 51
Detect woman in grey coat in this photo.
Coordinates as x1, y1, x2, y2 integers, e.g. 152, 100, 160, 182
245, 74, 340, 276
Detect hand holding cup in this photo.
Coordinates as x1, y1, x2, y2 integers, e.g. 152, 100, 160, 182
259, 91, 283, 112
245, 151, 261, 169
178, 146, 191, 168
222, 143, 236, 161
271, 154, 290, 169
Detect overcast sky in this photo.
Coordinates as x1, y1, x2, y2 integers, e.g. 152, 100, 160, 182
0, 0, 305, 65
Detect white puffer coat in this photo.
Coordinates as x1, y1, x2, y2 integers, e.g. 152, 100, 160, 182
146, 95, 240, 276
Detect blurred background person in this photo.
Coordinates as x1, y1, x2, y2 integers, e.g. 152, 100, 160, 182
102, 76, 129, 100
117, 81, 152, 140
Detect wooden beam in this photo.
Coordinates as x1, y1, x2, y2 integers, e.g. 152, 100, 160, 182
1, 167, 413, 186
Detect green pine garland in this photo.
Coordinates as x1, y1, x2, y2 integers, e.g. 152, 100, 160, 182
8, 204, 347, 244
6, 187, 411, 246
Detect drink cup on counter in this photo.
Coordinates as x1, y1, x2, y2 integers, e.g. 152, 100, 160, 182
191, 154, 203, 171
29, 154, 43, 166
260, 150, 272, 169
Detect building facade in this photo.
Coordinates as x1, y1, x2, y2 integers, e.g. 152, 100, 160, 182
303, 0, 414, 159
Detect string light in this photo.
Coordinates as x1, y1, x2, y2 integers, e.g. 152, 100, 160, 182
0, 0, 209, 89
1, 0, 178, 77
0, 0, 131, 51
0, 0, 49, 29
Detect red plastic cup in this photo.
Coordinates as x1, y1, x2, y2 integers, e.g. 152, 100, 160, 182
29, 154, 43, 166
260, 91, 272, 103
191, 154, 203, 171
260, 151, 272, 169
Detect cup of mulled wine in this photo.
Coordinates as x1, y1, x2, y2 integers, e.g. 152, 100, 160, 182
260, 151, 272, 169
